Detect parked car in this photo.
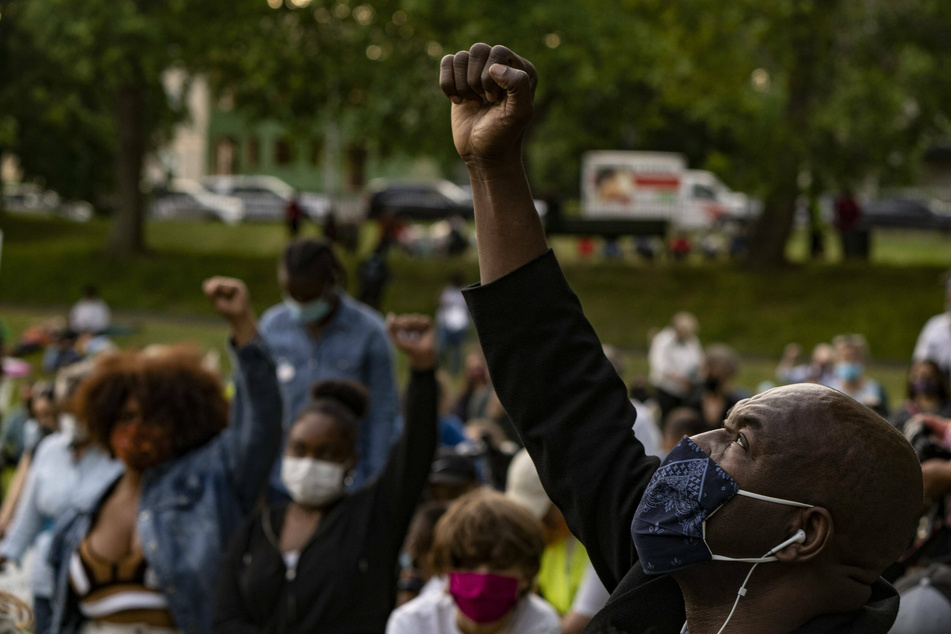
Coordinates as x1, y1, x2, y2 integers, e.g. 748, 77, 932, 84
860, 197, 951, 232
2, 182, 93, 222
365, 179, 474, 221
201, 175, 330, 222
150, 179, 245, 225
365, 179, 549, 221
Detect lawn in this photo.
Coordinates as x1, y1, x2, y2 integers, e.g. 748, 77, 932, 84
1, 212, 948, 400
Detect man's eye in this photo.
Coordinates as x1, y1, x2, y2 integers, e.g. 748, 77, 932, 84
735, 433, 749, 450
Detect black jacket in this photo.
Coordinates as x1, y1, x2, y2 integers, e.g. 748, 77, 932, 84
463, 250, 900, 634
213, 369, 439, 634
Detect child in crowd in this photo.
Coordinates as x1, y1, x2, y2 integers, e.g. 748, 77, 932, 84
386, 489, 559, 634
396, 502, 450, 607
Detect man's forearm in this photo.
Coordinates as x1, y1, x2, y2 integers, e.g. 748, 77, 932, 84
467, 155, 548, 286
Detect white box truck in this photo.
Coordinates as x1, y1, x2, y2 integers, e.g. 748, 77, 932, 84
581, 151, 755, 230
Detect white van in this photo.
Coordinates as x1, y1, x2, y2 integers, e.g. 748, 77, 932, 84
581, 151, 756, 230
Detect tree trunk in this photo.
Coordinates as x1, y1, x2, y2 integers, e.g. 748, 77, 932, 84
747, 0, 839, 269
106, 84, 147, 259
344, 141, 368, 193
747, 162, 800, 269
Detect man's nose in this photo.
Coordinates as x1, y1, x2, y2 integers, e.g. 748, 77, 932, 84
689, 430, 722, 461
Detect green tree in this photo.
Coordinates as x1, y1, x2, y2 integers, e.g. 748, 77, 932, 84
3, 0, 273, 258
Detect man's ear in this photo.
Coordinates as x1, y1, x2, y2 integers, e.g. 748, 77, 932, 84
775, 507, 833, 563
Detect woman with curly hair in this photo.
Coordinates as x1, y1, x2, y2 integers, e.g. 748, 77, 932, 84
214, 314, 439, 633
47, 277, 283, 634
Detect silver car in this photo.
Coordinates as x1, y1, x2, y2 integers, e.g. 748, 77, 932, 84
150, 179, 245, 225
201, 175, 330, 222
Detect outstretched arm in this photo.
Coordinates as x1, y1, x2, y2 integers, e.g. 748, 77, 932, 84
441, 44, 659, 591
203, 277, 283, 512
372, 315, 439, 547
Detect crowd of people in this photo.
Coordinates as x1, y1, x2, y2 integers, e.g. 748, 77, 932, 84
0, 42, 946, 634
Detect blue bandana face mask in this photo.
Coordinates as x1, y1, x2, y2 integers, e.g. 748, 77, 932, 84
631, 436, 813, 575
284, 293, 333, 325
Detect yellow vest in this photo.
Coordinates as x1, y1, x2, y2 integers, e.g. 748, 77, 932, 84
537, 537, 590, 615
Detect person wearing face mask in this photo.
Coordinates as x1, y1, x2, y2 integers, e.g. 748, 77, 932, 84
214, 314, 439, 634
0, 367, 120, 634
684, 344, 748, 430
828, 333, 889, 417
260, 238, 400, 493
438, 43, 923, 633
889, 360, 951, 433
45, 277, 283, 634
386, 489, 559, 634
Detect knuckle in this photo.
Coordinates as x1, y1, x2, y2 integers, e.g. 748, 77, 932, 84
469, 42, 491, 58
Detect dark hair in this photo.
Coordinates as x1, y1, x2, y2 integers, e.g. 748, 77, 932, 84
664, 407, 707, 438
292, 379, 370, 448
906, 359, 949, 403
431, 489, 545, 577
282, 239, 347, 289
74, 346, 229, 458
406, 502, 450, 565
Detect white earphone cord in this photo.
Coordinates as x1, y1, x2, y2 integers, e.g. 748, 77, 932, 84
715, 562, 760, 634
681, 530, 806, 634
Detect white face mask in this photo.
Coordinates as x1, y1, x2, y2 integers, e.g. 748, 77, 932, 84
281, 457, 346, 506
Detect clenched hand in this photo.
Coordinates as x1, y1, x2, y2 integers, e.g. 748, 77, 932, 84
440, 43, 538, 165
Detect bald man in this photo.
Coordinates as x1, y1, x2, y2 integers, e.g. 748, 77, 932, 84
440, 43, 923, 633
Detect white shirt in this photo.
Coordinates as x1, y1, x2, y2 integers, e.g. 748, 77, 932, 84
437, 287, 470, 332
0, 433, 121, 598
648, 327, 703, 397
631, 400, 664, 459
386, 590, 560, 634
913, 312, 951, 375
69, 299, 111, 333
570, 561, 610, 618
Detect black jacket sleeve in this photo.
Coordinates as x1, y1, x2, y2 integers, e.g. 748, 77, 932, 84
213, 512, 266, 634
372, 368, 440, 551
463, 249, 660, 592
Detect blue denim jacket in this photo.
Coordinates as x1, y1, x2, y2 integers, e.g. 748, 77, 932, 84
260, 293, 400, 489
47, 338, 282, 634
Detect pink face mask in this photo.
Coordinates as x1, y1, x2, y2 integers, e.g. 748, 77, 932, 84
448, 572, 520, 624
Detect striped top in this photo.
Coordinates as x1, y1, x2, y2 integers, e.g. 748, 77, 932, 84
69, 538, 175, 628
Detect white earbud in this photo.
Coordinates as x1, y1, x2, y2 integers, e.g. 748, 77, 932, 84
767, 529, 807, 556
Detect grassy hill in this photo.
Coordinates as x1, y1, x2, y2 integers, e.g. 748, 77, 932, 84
1, 212, 950, 397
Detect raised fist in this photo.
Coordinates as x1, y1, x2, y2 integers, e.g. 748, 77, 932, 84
203, 277, 258, 345
439, 43, 537, 164
203, 277, 251, 320
387, 313, 437, 371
